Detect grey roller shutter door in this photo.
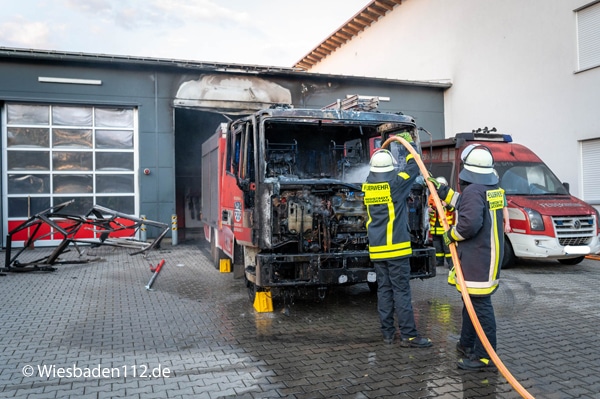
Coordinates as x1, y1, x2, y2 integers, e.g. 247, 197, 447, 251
578, 2, 600, 70
582, 138, 600, 204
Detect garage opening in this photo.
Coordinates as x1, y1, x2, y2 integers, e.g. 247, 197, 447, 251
174, 108, 229, 241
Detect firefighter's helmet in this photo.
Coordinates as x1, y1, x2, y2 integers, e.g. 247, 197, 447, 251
370, 149, 394, 173
459, 144, 498, 185
436, 176, 448, 186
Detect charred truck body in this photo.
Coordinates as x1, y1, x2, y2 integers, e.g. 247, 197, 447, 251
201, 103, 435, 303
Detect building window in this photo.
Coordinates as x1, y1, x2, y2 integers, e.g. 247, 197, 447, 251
3, 103, 138, 238
581, 138, 600, 205
576, 2, 600, 71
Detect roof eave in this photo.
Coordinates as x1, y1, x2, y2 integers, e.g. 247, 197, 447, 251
0, 46, 302, 74
293, 0, 403, 70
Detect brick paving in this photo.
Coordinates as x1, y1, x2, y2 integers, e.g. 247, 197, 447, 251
1, 240, 600, 398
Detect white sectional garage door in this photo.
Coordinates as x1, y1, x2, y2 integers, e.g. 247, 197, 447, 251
2, 103, 138, 246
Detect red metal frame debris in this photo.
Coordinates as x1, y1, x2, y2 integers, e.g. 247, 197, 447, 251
3, 200, 169, 272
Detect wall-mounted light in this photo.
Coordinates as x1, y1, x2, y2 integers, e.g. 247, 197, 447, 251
38, 76, 102, 85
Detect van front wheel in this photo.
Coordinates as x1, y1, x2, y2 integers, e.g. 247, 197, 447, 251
502, 238, 515, 269
558, 256, 585, 265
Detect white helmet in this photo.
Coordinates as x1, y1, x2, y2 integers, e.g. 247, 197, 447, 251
370, 149, 394, 173
436, 176, 448, 186
459, 144, 498, 185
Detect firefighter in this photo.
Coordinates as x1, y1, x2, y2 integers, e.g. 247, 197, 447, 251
430, 144, 504, 370
493, 169, 512, 234
427, 176, 455, 269
362, 132, 432, 348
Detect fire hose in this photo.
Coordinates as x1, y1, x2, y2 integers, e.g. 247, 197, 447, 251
382, 136, 535, 399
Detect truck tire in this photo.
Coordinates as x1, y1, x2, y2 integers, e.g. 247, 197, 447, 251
367, 281, 378, 294
232, 242, 245, 279
245, 276, 257, 303
502, 238, 515, 269
558, 256, 585, 265
210, 229, 222, 270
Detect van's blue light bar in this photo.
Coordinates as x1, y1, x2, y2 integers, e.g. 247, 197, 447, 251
455, 132, 513, 143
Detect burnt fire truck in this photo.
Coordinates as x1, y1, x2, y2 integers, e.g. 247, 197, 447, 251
201, 97, 436, 307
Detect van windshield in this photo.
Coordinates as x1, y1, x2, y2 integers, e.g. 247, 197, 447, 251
496, 162, 568, 195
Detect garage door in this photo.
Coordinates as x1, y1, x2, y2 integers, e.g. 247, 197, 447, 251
2, 103, 138, 246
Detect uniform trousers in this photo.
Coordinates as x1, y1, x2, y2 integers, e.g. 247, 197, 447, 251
432, 234, 453, 268
459, 295, 497, 359
374, 257, 418, 339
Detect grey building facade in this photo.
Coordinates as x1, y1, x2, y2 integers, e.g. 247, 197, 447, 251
0, 47, 449, 246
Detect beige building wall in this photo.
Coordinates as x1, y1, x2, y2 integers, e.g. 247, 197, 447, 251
309, 0, 600, 197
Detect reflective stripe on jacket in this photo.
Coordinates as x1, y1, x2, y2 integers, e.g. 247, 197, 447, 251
362, 150, 419, 260
448, 184, 504, 296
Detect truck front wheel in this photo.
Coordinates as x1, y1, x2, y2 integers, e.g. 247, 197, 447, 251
367, 281, 378, 294
245, 276, 257, 303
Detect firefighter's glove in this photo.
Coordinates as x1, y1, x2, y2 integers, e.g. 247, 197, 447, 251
448, 267, 457, 286
428, 176, 443, 189
443, 229, 456, 247
428, 176, 449, 197
428, 177, 453, 202
396, 132, 413, 143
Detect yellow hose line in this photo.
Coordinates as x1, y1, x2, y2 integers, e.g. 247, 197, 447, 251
382, 136, 535, 399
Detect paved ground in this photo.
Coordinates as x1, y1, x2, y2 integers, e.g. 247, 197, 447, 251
1, 238, 600, 399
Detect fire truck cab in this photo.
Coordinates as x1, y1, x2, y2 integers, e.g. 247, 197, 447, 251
201, 101, 436, 305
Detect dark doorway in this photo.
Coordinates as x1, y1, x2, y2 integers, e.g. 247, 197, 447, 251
174, 108, 229, 241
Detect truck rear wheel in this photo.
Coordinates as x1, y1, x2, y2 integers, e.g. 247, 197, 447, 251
558, 256, 585, 265
210, 229, 223, 269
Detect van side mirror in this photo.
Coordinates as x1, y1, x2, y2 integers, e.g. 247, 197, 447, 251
562, 182, 570, 194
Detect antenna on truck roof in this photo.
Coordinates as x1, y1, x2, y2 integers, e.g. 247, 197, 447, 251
472, 126, 497, 134
322, 94, 385, 111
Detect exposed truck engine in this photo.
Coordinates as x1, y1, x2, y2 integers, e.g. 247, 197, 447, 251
201, 100, 435, 307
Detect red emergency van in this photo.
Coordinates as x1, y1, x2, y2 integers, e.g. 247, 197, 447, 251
422, 132, 600, 267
